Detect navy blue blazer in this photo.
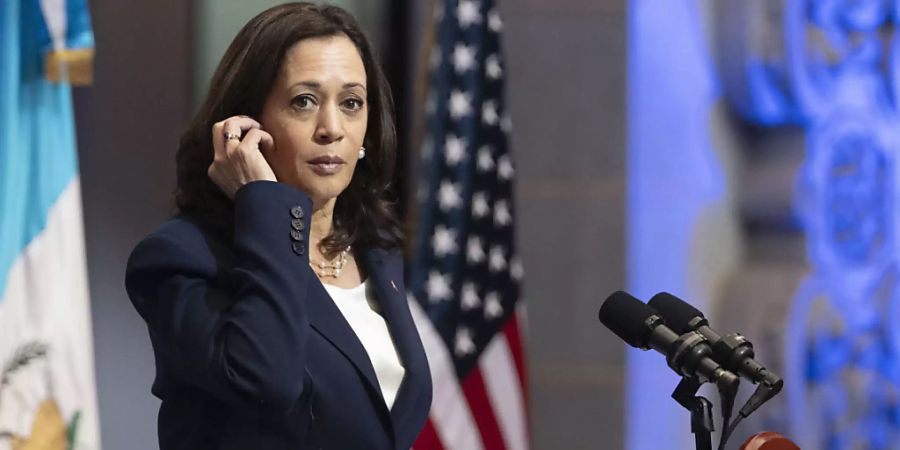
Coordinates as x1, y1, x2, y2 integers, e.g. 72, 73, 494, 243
125, 181, 432, 450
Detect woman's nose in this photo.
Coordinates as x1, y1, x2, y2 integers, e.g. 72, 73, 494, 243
314, 104, 344, 143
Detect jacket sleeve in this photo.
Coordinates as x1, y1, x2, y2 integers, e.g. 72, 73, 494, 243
125, 181, 313, 413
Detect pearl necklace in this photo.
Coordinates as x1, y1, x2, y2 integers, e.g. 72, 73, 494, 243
309, 246, 352, 278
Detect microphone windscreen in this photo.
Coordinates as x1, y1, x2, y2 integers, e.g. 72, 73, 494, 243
598, 291, 656, 348
648, 292, 703, 334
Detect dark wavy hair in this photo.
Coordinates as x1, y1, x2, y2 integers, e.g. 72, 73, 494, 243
175, 2, 402, 256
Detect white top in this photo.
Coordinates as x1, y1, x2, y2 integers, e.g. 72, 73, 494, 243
323, 279, 405, 409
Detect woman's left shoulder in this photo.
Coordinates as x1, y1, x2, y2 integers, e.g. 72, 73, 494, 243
363, 244, 404, 266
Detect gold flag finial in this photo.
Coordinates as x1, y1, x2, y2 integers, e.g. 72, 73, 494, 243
45, 48, 94, 86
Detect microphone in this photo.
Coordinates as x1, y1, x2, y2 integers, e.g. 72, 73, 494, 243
598, 291, 739, 394
648, 292, 783, 417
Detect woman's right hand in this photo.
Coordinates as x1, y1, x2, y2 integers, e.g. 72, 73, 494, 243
209, 116, 278, 198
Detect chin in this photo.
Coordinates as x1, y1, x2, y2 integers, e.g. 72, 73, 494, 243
298, 180, 351, 207
280, 166, 349, 202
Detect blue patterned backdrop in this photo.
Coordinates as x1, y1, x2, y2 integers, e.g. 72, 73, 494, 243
630, 0, 900, 448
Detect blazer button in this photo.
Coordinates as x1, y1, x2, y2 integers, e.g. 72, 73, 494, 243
292, 241, 306, 255
291, 218, 305, 231
290, 229, 304, 241
291, 206, 304, 219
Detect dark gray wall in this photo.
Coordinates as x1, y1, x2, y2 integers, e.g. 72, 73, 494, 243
500, 1, 627, 448
77, 1, 193, 448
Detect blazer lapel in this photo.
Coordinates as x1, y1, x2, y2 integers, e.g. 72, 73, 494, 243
304, 269, 385, 410
362, 249, 431, 447
305, 247, 429, 448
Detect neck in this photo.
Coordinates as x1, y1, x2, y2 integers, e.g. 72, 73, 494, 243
309, 196, 337, 257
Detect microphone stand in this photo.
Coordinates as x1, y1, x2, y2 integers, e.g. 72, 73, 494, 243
672, 377, 714, 450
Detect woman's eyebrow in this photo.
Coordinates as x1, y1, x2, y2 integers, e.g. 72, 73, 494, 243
290, 80, 322, 91
343, 82, 367, 92
289, 81, 366, 91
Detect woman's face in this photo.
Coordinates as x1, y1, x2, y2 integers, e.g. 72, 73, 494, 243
259, 34, 368, 207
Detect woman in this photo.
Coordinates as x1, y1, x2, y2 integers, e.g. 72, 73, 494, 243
124, 3, 431, 449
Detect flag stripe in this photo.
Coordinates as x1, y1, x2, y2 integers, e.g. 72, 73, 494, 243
410, 299, 484, 450
502, 315, 526, 396
481, 333, 528, 450
414, 418, 446, 450
461, 368, 506, 450
0, 0, 79, 301
0, 178, 100, 445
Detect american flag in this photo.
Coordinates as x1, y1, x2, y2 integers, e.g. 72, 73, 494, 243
407, 1, 528, 449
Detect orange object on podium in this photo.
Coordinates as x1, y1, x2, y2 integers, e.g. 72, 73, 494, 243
739, 432, 800, 450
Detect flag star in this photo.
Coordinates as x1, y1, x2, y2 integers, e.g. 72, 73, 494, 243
461, 282, 481, 310
445, 135, 467, 166
482, 100, 499, 126
494, 200, 512, 226
497, 155, 514, 180
486, 53, 502, 79
511, 255, 524, 280
467, 236, 486, 263
432, 225, 458, 257
426, 270, 452, 303
488, 9, 503, 32
438, 181, 463, 211
453, 43, 477, 74
477, 146, 495, 172
484, 292, 504, 319
489, 245, 507, 272
472, 191, 490, 218
457, 0, 482, 28
449, 90, 473, 120
455, 327, 476, 356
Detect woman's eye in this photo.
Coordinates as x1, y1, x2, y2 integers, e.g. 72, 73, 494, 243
343, 98, 364, 111
292, 95, 316, 110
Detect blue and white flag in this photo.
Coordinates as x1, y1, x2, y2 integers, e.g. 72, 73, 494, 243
0, 0, 100, 449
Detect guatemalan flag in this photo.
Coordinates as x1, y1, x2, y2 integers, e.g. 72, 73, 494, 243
0, 0, 100, 449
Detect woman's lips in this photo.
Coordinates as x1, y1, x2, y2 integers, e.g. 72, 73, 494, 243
307, 155, 345, 175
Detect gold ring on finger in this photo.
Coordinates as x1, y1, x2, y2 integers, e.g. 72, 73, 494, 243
224, 132, 241, 141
